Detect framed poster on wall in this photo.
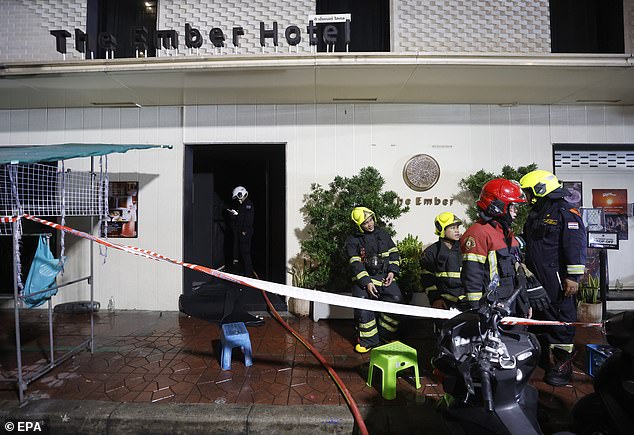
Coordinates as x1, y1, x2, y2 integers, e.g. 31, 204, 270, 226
581, 208, 605, 232
106, 182, 138, 238
562, 181, 582, 208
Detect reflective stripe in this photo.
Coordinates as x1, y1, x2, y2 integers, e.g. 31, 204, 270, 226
389, 260, 400, 266
359, 319, 376, 329
381, 314, 399, 326
349, 256, 362, 264
424, 286, 438, 294
356, 271, 369, 280
567, 265, 585, 275
371, 278, 384, 286
388, 247, 399, 254
550, 343, 574, 353
463, 253, 486, 263
487, 251, 497, 283
435, 271, 461, 278
380, 252, 390, 258
360, 328, 378, 338
467, 292, 482, 301
440, 293, 465, 302
378, 319, 397, 332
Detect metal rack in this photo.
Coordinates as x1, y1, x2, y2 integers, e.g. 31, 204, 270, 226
1, 158, 106, 402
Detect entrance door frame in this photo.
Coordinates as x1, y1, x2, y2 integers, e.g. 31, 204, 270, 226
183, 143, 287, 310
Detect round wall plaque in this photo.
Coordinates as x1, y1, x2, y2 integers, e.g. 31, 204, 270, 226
402, 154, 440, 192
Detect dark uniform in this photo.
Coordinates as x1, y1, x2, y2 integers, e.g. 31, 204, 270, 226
229, 198, 255, 277
420, 240, 463, 308
345, 227, 403, 349
523, 196, 586, 347
460, 218, 523, 314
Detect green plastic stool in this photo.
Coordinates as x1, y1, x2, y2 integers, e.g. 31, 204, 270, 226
366, 341, 421, 400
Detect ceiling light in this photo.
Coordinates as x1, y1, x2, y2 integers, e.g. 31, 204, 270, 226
575, 99, 621, 104
90, 102, 142, 108
332, 97, 377, 102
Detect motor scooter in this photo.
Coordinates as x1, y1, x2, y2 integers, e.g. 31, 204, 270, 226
571, 311, 634, 435
432, 275, 543, 435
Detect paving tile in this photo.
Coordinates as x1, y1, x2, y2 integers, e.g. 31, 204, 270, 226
0, 308, 610, 431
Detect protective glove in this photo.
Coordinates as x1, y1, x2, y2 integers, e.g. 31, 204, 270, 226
526, 276, 551, 312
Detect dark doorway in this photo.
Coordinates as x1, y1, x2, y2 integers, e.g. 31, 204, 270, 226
183, 144, 286, 311
550, 0, 624, 53
87, 0, 157, 59
316, 0, 390, 52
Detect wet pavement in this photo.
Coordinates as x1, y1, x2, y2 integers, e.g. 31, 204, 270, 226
0, 305, 606, 434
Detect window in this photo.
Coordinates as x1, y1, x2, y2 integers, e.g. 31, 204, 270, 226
316, 0, 390, 52
87, 0, 157, 59
550, 0, 624, 53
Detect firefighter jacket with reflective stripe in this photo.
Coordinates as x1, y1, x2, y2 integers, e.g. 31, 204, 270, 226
345, 227, 400, 288
460, 219, 521, 303
420, 240, 463, 303
523, 197, 587, 290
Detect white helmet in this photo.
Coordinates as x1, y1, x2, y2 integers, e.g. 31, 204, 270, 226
232, 186, 248, 201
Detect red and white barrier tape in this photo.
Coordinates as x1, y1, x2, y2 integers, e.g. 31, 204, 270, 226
16, 214, 602, 328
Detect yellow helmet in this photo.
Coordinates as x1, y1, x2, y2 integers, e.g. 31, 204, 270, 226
351, 207, 375, 232
519, 170, 562, 203
434, 212, 462, 238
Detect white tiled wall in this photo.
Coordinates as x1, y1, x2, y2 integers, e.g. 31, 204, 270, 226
2, 0, 634, 61
0, 0, 86, 62
393, 0, 551, 53
158, 0, 315, 55
0, 107, 183, 310
0, 104, 634, 310
4, 103, 634, 309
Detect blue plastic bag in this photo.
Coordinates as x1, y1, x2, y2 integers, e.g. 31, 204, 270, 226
23, 235, 65, 308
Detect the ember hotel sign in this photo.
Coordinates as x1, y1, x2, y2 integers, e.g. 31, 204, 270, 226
50, 15, 352, 56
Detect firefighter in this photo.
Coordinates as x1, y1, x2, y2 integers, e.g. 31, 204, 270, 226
420, 212, 464, 309
460, 178, 528, 315
346, 207, 403, 353
227, 186, 255, 277
520, 169, 587, 386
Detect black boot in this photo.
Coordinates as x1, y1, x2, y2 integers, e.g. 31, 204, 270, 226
544, 348, 575, 386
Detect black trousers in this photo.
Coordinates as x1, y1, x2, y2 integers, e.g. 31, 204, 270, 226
232, 227, 253, 277
352, 277, 403, 348
528, 270, 576, 346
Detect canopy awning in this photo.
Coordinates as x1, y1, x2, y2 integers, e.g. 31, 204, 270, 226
0, 143, 172, 164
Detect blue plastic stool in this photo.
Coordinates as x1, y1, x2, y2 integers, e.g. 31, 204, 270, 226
220, 322, 253, 371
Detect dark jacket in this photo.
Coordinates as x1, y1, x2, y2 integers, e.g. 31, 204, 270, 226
345, 227, 400, 288
523, 194, 586, 294
420, 240, 463, 303
230, 199, 254, 231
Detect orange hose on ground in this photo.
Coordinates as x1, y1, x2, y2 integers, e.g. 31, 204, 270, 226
260, 290, 369, 435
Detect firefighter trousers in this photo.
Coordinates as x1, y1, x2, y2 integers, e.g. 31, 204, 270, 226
352, 280, 403, 348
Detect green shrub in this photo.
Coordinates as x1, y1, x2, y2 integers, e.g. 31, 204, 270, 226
396, 234, 424, 297
298, 167, 409, 291
458, 164, 538, 232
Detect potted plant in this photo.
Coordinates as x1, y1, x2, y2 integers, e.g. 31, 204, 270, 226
577, 274, 602, 323
287, 256, 315, 317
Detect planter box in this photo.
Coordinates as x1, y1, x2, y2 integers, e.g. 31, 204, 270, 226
288, 297, 310, 318
577, 302, 602, 323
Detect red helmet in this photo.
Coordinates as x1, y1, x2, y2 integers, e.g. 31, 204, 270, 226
477, 178, 527, 217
